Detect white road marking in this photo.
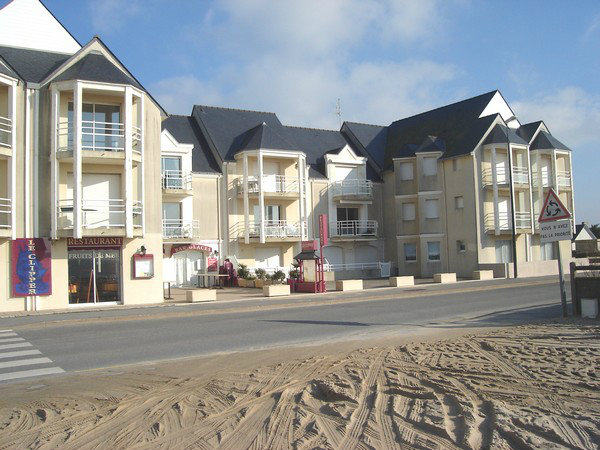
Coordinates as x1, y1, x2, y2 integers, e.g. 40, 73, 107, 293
0, 342, 33, 350
0, 349, 41, 359
0, 332, 18, 337
0, 337, 25, 343
0, 357, 53, 370
0, 330, 14, 333
0, 367, 65, 382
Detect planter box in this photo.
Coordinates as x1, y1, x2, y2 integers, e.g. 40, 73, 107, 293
389, 276, 414, 287
263, 284, 290, 297
186, 289, 216, 302
336, 279, 363, 291
473, 270, 494, 280
255, 279, 272, 288
433, 273, 456, 283
239, 279, 255, 288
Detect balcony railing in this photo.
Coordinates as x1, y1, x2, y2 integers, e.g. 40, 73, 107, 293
239, 220, 306, 239
57, 120, 141, 153
329, 220, 378, 237
482, 166, 529, 186
162, 170, 192, 191
484, 211, 532, 231
237, 175, 302, 195
0, 197, 11, 229
331, 179, 373, 198
57, 199, 142, 229
0, 116, 11, 148
512, 166, 529, 184
162, 219, 200, 239
557, 170, 571, 187
532, 174, 552, 188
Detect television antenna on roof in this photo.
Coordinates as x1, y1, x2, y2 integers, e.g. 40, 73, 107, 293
336, 98, 341, 128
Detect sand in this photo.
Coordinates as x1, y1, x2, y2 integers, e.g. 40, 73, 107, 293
0, 320, 599, 450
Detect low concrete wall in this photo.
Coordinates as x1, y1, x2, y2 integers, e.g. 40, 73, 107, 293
263, 284, 291, 297
433, 273, 456, 283
473, 270, 494, 280
389, 276, 414, 287
336, 280, 363, 291
186, 289, 216, 302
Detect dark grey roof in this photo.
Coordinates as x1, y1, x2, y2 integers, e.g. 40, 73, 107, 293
0, 45, 69, 83
416, 135, 446, 153
192, 105, 283, 161
0, 57, 18, 78
161, 115, 221, 174
395, 143, 419, 158
531, 130, 570, 151
384, 90, 499, 168
238, 122, 300, 152
483, 124, 529, 146
517, 121, 543, 143
52, 52, 142, 89
341, 122, 387, 169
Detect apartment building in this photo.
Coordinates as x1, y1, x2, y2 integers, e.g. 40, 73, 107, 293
345, 91, 574, 278
0, 0, 165, 311
161, 106, 386, 285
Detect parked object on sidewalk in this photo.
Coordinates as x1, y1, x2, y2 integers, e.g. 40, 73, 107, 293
473, 270, 494, 280
336, 279, 363, 291
263, 284, 290, 297
389, 276, 414, 287
433, 273, 456, 283
186, 289, 216, 302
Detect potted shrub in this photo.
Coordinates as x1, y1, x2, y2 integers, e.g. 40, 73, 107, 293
271, 270, 286, 285
237, 263, 250, 287
288, 262, 300, 291
254, 268, 268, 288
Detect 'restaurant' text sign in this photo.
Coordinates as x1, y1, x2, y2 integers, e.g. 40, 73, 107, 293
11, 238, 52, 297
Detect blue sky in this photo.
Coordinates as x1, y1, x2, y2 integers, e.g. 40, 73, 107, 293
41, 0, 600, 223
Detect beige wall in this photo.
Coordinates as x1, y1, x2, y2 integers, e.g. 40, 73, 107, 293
192, 176, 220, 240
381, 171, 397, 266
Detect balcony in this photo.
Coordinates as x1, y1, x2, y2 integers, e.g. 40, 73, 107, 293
236, 175, 302, 198
0, 116, 11, 155
557, 170, 572, 188
482, 166, 529, 188
237, 220, 306, 241
162, 170, 193, 196
0, 197, 10, 237
331, 179, 373, 201
56, 120, 142, 164
329, 220, 378, 239
162, 219, 200, 240
484, 211, 532, 233
57, 199, 142, 235
532, 174, 553, 188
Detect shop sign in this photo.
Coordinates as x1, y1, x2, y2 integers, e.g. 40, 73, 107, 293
11, 238, 52, 296
67, 237, 123, 248
301, 240, 318, 251
170, 243, 213, 256
207, 257, 218, 272
133, 254, 154, 279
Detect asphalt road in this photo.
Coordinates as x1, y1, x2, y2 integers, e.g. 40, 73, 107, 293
0, 277, 568, 381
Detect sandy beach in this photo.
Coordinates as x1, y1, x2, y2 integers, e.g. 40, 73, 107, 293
0, 320, 598, 450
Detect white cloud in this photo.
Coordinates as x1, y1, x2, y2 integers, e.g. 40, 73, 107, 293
88, 0, 144, 34
151, 76, 224, 115
582, 12, 600, 40
512, 87, 600, 148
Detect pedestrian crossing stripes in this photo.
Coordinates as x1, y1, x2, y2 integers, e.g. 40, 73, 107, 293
0, 330, 64, 383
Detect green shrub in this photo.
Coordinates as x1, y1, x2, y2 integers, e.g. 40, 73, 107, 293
254, 268, 267, 280
237, 263, 251, 280
271, 270, 286, 284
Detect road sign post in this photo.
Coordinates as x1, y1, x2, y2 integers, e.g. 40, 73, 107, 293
538, 189, 572, 317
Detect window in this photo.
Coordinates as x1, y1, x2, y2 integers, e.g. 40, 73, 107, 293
495, 240, 513, 263
336, 207, 359, 235
457, 240, 466, 253
425, 199, 439, 219
427, 241, 441, 261
541, 242, 554, 260
404, 243, 417, 262
455, 196, 464, 209
68, 102, 121, 151
399, 162, 414, 180
422, 157, 438, 176
402, 203, 416, 221
452, 159, 460, 171
162, 156, 182, 189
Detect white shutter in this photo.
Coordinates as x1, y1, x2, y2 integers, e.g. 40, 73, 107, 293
422, 157, 437, 176
399, 162, 413, 180
402, 203, 416, 221
424, 199, 439, 219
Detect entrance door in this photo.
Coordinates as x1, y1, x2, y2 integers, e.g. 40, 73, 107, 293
495, 240, 513, 263
174, 251, 204, 286
68, 249, 121, 304
336, 207, 359, 235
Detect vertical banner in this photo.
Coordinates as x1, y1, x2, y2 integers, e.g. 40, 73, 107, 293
319, 214, 328, 247
11, 238, 52, 297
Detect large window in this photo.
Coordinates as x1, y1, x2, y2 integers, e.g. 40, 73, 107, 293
427, 241, 441, 261
404, 243, 417, 262
68, 102, 122, 151
162, 156, 183, 189
402, 203, 416, 221
68, 249, 121, 304
424, 199, 439, 219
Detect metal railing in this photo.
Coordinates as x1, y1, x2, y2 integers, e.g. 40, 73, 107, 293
57, 199, 128, 229
331, 179, 373, 198
512, 166, 529, 184
557, 170, 571, 187
162, 170, 192, 191
162, 219, 200, 239
133, 200, 143, 228
57, 120, 141, 153
482, 166, 525, 186
532, 173, 552, 188
484, 211, 532, 231
0, 197, 11, 229
237, 175, 302, 195
238, 220, 306, 238
0, 116, 11, 148
329, 220, 378, 237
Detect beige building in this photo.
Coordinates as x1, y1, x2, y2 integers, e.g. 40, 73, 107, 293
0, 0, 165, 311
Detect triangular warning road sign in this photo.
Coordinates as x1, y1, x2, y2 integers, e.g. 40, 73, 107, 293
538, 188, 571, 223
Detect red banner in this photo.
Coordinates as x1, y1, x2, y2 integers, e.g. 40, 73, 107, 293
301, 240, 318, 251
11, 238, 52, 297
319, 214, 328, 247
207, 257, 218, 272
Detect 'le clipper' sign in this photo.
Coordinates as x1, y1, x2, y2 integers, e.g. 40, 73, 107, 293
11, 238, 52, 297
